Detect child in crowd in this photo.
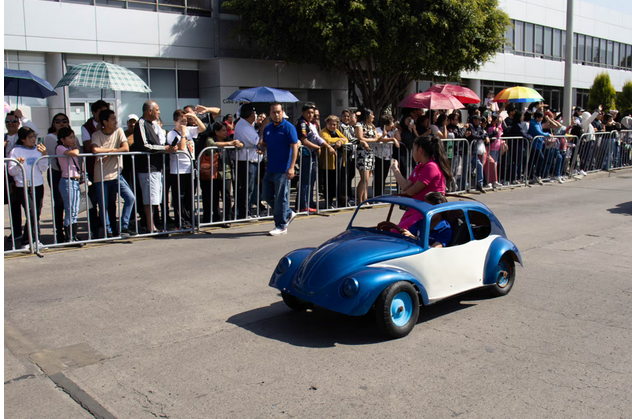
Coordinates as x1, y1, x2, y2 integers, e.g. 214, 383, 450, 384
56, 127, 83, 243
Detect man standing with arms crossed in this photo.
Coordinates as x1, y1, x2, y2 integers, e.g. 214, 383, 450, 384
259, 102, 299, 236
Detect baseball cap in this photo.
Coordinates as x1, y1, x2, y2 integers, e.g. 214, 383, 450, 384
127, 114, 139, 122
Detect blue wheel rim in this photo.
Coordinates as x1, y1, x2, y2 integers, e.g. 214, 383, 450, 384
390, 292, 413, 327
497, 260, 510, 288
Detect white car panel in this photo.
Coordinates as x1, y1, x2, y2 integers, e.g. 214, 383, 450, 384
371, 235, 499, 302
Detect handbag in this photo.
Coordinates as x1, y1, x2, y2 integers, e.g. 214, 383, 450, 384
199, 152, 219, 180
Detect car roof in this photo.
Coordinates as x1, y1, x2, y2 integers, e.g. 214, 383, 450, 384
363, 196, 493, 216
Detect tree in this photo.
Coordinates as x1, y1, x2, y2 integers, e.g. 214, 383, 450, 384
616, 81, 632, 116
587, 72, 616, 112
223, 0, 510, 117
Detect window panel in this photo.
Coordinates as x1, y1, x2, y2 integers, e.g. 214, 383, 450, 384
600, 38, 607, 64
187, 0, 212, 9
177, 70, 199, 98
149, 69, 176, 131
562, 30, 566, 59
619, 43, 626, 67
607, 40, 614, 65
525, 23, 534, 53
553, 29, 561, 57
627, 45, 632, 68
514, 21, 524, 52
585, 36, 593, 63
593, 38, 600, 64
505, 22, 514, 52
535, 25, 544, 55
544, 27, 552, 56
578, 34, 585, 62
120, 68, 149, 128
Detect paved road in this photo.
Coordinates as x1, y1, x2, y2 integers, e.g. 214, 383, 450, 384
5, 170, 632, 419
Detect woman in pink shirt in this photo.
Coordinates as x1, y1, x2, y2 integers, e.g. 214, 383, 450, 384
390, 136, 453, 230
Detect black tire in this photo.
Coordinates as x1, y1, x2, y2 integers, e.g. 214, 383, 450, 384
489, 254, 516, 297
281, 292, 313, 311
374, 281, 420, 339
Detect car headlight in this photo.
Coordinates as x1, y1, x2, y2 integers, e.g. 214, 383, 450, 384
340, 278, 359, 298
277, 257, 291, 274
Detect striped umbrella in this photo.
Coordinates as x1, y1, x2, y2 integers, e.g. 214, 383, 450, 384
55, 62, 151, 93
494, 86, 544, 103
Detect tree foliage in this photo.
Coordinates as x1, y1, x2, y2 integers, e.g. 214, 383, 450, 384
224, 0, 510, 117
615, 81, 632, 116
587, 72, 616, 112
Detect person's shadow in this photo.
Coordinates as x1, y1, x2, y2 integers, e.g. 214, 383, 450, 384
226, 291, 487, 347
607, 201, 632, 216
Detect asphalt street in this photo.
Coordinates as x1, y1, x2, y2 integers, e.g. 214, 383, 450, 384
4, 170, 632, 418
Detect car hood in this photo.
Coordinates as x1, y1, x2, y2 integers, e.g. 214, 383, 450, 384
292, 229, 421, 294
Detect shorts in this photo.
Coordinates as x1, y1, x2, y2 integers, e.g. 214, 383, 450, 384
138, 172, 163, 205
356, 149, 375, 171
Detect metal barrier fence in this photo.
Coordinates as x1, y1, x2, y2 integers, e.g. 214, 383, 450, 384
6, 130, 632, 256
4, 158, 34, 254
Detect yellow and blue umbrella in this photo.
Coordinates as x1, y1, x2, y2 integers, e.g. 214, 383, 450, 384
494, 86, 544, 103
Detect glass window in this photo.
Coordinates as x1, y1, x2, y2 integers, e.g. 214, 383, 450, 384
187, 0, 212, 9
176, 60, 199, 70
578, 34, 585, 62
468, 210, 491, 241
553, 29, 561, 57
6, 51, 19, 62
573, 33, 578, 60
514, 21, 524, 52
544, 27, 552, 56
119, 68, 149, 128
505, 22, 514, 52
535, 25, 543, 55
119, 58, 148, 68
95, 0, 126, 8
593, 38, 600, 64
585, 36, 593, 63
627, 45, 632, 68
619, 43, 626, 67
613, 42, 619, 68
600, 38, 607, 64
607, 40, 614, 66
17, 52, 46, 63
177, 70, 199, 98
128, 1, 157, 11
148, 58, 176, 68
562, 30, 566, 59
525, 23, 534, 54
149, 69, 177, 131
158, 0, 183, 4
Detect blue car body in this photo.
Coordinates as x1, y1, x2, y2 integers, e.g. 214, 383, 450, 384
270, 196, 522, 316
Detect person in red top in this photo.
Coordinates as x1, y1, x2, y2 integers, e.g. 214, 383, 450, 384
389, 135, 453, 230
223, 114, 235, 138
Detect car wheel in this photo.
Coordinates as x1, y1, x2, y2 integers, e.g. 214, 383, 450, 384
375, 281, 420, 339
281, 292, 313, 311
490, 254, 515, 297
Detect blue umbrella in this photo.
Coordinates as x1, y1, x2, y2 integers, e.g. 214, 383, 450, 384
226, 86, 299, 102
4, 69, 58, 99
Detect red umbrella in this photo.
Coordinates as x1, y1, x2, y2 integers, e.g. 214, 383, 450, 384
425, 84, 481, 104
397, 92, 465, 110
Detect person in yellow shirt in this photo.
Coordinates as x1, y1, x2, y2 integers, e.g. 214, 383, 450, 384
320, 115, 349, 208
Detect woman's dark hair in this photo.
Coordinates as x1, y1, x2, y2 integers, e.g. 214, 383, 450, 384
413, 136, 454, 183
57, 127, 75, 145
380, 115, 394, 128
436, 114, 448, 126
524, 112, 532, 122
357, 108, 373, 123
48, 113, 69, 134
514, 111, 523, 122
533, 111, 544, 120
222, 114, 233, 122
424, 191, 448, 205
210, 121, 227, 138
16, 127, 36, 146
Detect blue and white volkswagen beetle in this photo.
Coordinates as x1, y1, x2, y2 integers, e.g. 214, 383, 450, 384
269, 196, 522, 339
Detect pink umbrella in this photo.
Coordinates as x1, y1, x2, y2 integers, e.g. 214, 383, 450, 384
398, 92, 465, 110
4, 101, 11, 113
425, 84, 481, 104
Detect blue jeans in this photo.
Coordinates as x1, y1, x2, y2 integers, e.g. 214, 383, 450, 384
263, 172, 291, 229
295, 152, 317, 210
95, 177, 136, 233
471, 155, 483, 187
543, 149, 563, 177
58, 177, 81, 226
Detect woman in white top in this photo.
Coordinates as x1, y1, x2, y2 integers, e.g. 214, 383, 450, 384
44, 112, 72, 243
354, 109, 383, 203
374, 115, 400, 196
8, 127, 49, 247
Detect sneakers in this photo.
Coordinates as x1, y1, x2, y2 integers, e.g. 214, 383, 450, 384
476, 185, 487, 194
286, 211, 297, 227
268, 227, 287, 236
535, 177, 544, 185
493, 181, 503, 188
300, 207, 317, 214
579, 170, 587, 176
121, 227, 138, 237
553, 176, 565, 184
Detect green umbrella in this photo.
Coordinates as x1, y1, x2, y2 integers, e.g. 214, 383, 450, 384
55, 61, 151, 96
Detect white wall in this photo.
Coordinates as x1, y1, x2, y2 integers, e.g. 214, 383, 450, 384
4, 0, 215, 60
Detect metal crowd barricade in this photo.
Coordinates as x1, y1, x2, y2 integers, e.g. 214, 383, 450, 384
528, 135, 576, 182
571, 132, 613, 174
28, 151, 195, 253
4, 158, 34, 255
445, 138, 470, 193
615, 130, 632, 169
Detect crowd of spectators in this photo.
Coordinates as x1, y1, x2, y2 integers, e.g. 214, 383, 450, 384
4, 91, 632, 248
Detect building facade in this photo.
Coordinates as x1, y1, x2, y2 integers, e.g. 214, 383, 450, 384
3, 0, 632, 136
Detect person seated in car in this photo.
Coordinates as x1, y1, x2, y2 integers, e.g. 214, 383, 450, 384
377, 192, 452, 247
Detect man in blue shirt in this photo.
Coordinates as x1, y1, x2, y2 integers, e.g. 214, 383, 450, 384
259, 102, 299, 236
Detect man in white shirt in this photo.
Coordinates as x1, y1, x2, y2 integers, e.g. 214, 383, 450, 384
234, 104, 264, 219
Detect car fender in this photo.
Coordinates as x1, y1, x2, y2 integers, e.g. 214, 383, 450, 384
269, 248, 315, 291
343, 267, 430, 316
482, 237, 523, 286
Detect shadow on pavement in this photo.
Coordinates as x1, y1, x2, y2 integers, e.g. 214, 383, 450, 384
606, 201, 632, 216
227, 293, 481, 348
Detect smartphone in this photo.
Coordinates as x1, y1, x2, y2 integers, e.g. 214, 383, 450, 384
37, 137, 44, 145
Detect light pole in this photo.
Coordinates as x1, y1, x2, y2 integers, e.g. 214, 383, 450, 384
563, 0, 574, 126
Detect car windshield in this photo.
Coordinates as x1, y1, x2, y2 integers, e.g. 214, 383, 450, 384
349, 201, 425, 242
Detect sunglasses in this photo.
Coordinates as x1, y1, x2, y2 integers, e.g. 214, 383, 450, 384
5, 119, 19, 123
54, 119, 69, 123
